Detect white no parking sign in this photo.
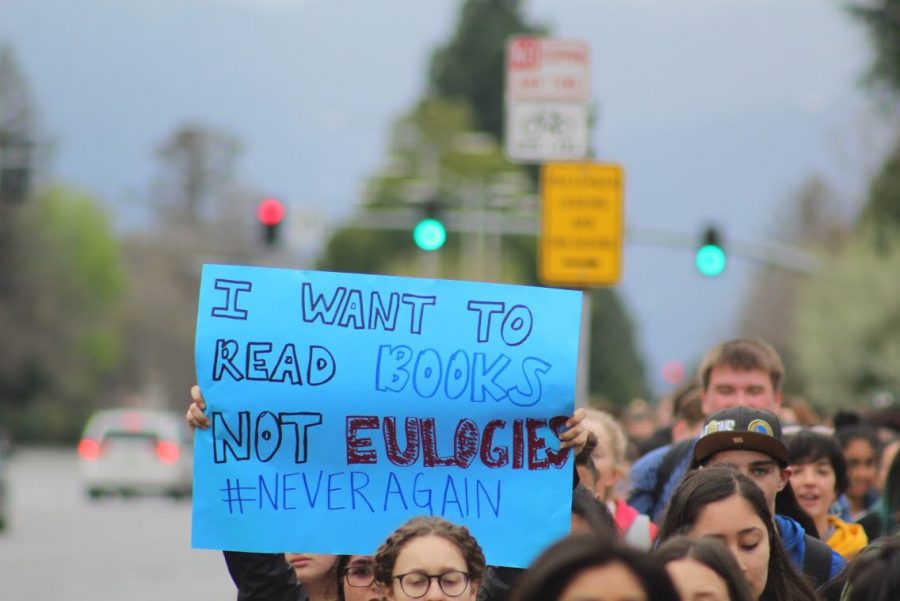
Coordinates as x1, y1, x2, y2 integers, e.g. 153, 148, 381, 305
505, 37, 591, 163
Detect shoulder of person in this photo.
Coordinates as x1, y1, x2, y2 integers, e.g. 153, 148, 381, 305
631, 441, 672, 472
477, 566, 523, 601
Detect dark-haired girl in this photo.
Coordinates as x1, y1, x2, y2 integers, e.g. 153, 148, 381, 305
510, 534, 679, 601
658, 466, 818, 601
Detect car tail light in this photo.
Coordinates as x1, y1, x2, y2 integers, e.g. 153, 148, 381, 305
156, 440, 180, 464
78, 438, 102, 461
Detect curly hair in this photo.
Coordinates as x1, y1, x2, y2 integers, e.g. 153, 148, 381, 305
373, 516, 486, 586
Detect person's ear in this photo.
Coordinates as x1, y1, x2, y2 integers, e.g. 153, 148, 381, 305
773, 390, 783, 407
777, 466, 791, 492
672, 419, 690, 441
610, 463, 624, 484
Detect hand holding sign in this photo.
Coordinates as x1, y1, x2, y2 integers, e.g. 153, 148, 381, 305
187, 385, 210, 429
191, 265, 582, 567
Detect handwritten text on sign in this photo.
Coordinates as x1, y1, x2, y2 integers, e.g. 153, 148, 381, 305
192, 265, 582, 567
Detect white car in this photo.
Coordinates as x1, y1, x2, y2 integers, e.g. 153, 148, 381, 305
77, 408, 193, 499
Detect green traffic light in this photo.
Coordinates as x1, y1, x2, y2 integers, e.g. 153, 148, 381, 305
413, 218, 446, 251
696, 244, 727, 277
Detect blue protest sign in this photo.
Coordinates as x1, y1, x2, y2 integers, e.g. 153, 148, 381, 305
192, 264, 582, 567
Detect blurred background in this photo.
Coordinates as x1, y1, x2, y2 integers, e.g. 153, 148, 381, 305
1, 0, 900, 596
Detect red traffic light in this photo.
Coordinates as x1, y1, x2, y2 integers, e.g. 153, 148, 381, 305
257, 197, 285, 226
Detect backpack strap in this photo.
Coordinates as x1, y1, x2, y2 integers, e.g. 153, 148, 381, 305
649, 438, 694, 518
802, 533, 834, 589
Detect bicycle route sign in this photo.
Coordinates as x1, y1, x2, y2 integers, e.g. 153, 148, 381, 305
505, 37, 591, 163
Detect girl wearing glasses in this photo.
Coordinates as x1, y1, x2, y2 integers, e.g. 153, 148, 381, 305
374, 516, 485, 601
337, 555, 385, 601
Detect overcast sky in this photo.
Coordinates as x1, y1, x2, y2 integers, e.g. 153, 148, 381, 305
0, 0, 888, 393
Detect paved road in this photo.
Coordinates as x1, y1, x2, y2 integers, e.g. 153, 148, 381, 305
0, 447, 235, 600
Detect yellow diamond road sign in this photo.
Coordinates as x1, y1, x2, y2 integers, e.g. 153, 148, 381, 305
540, 162, 624, 287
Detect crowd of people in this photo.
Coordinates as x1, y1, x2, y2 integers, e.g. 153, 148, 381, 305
186, 337, 900, 601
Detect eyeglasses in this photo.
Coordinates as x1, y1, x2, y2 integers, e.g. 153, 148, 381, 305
343, 564, 376, 587
392, 571, 470, 598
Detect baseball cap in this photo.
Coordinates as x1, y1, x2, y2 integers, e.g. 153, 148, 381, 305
693, 407, 787, 466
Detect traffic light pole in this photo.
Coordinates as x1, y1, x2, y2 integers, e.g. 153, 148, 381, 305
627, 226, 821, 275
420, 248, 440, 278
339, 210, 820, 408
343, 209, 821, 275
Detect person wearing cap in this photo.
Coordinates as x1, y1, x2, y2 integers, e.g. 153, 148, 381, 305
629, 337, 787, 524
691, 406, 846, 592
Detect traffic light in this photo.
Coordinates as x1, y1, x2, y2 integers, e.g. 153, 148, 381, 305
413, 198, 446, 251
695, 226, 726, 277
257, 197, 285, 247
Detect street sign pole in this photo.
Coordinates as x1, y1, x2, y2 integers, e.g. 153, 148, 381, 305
505, 36, 595, 407
576, 292, 591, 409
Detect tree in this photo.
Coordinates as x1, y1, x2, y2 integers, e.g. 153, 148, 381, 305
589, 289, 651, 404
0, 186, 125, 441
739, 176, 850, 393
320, 1, 650, 406
850, 0, 900, 101
792, 230, 900, 410
857, 135, 900, 247
319, 97, 520, 277
0, 45, 38, 301
0, 45, 36, 205
115, 122, 258, 410
784, 5, 900, 411
429, 0, 546, 140
787, 132, 900, 411
110, 233, 205, 416
0, 47, 35, 187
850, 2, 900, 238
153, 122, 242, 226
